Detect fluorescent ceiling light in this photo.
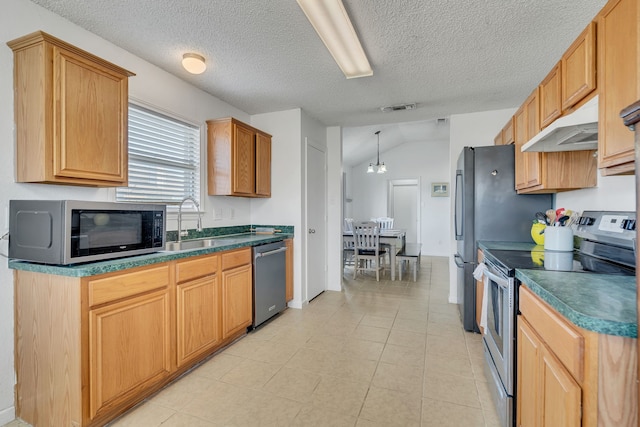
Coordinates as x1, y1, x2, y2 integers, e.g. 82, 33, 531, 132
182, 53, 206, 74
297, 0, 372, 79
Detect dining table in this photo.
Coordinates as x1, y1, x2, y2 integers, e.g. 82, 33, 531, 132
343, 229, 406, 280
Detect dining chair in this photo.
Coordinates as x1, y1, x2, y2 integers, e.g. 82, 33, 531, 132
352, 221, 387, 281
377, 217, 394, 229
343, 218, 354, 232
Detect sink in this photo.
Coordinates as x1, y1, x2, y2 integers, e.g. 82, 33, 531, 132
164, 236, 249, 252
164, 238, 218, 251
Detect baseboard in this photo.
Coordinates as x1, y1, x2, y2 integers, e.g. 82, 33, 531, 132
0, 405, 16, 425
287, 299, 303, 309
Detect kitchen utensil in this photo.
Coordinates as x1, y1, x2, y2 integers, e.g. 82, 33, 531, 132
546, 209, 556, 225
555, 208, 565, 223
535, 212, 548, 225
557, 215, 570, 226
567, 211, 580, 226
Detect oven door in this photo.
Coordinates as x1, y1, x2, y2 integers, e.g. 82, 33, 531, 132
482, 265, 515, 395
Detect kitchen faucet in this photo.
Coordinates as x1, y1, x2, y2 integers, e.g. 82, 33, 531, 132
177, 196, 203, 243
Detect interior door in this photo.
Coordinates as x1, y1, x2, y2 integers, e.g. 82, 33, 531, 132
306, 141, 326, 301
388, 179, 419, 244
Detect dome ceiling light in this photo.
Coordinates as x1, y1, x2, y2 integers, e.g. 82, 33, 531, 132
182, 53, 206, 74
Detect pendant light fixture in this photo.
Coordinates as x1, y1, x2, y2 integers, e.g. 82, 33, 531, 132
367, 130, 387, 174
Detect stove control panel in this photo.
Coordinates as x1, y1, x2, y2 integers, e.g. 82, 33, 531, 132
575, 211, 636, 249
599, 214, 630, 233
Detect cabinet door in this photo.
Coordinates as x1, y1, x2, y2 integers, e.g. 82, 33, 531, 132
562, 22, 596, 110
524, 90, 542, 188
176, 275, 221, 367
503, 118, 515, 145
232, 123, 255, 195
540, 346, 582, 427
539, 63, 562, 129
221, 264, 252, 339
53, 46, 128, 184
514, 107, 528, 190
517, 317, 542, 427
285, 239, 294, 302
255, 132, 272, 197
89, 289, 171, 419
597, 0, 638, 174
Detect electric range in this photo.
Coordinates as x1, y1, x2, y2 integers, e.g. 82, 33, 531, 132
480, 210, 636, 427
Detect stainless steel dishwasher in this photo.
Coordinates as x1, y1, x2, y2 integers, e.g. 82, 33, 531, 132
252, 241, 287, 328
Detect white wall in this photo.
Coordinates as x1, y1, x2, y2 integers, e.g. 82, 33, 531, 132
348, 134, 451, 256
250, 109, 304, 307
447, 108, 518, 302
556, 172, 635, 212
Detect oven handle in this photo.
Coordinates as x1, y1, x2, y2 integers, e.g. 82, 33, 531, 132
484, 268, 509, 289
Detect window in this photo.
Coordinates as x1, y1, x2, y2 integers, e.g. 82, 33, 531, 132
117, 103, 201, 208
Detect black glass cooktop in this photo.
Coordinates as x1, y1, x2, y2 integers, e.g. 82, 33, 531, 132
484, 249, 635, 277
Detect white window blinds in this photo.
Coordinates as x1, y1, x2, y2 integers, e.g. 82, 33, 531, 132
117, 103, 201, 206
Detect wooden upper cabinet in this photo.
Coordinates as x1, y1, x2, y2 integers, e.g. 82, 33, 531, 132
597, 0, 638, 175
524, 89, 543, 188
539, 63, 562, 129
255, 131, 272, 197
7, 31, 134, 186
207, 117, 272, 197
232, 122, 256, 195
562, 22, 597, 111
502, 118, 515, 145
514, 105, 528, 190
514, 87, 597, 194
494, 118, 514, 146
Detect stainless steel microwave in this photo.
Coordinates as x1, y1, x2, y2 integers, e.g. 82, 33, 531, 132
9, 200, 166, 265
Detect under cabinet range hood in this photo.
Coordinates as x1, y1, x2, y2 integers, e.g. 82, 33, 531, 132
522, 95, 598, 152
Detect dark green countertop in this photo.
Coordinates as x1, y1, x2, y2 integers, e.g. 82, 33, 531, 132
515, 269, 636, 338
8, 232, 293, 278
478, 241, 637, 339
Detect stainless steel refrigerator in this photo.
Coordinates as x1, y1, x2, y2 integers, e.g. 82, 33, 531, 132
454, 145, 552, 332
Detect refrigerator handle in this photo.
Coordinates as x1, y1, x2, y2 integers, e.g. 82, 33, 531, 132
454, 170, 463, 240
454, 253, 464, 268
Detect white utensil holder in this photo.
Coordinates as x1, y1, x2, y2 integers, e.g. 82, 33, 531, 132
544, 227, 573, 251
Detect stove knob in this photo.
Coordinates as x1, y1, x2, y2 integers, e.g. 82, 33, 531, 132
579, 216, 595, 225
621, 219, 636, 230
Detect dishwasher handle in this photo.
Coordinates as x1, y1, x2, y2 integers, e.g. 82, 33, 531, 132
254, 246, 287, 261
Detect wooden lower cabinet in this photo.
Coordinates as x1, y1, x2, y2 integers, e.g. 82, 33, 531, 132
89, 289, 172, 419
221, 248, 253, 339
14, 247, 255, 427
285, 238, 294, 302
517, 285, 637, 427
176, 253, 222, 367
517, 317, 581, 427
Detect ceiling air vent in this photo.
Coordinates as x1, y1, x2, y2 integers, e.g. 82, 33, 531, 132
380, 103, 417, 113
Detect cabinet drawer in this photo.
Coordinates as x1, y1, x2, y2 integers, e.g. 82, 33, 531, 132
221, 248, 252, 270
519, 286, 584, 382
176, 254, 219, 283
88, 265, 170, 306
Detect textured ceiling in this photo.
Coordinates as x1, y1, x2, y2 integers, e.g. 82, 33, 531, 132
30, 0, 608, 166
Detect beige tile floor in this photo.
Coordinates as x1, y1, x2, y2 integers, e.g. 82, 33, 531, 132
3, 256, 500, 427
